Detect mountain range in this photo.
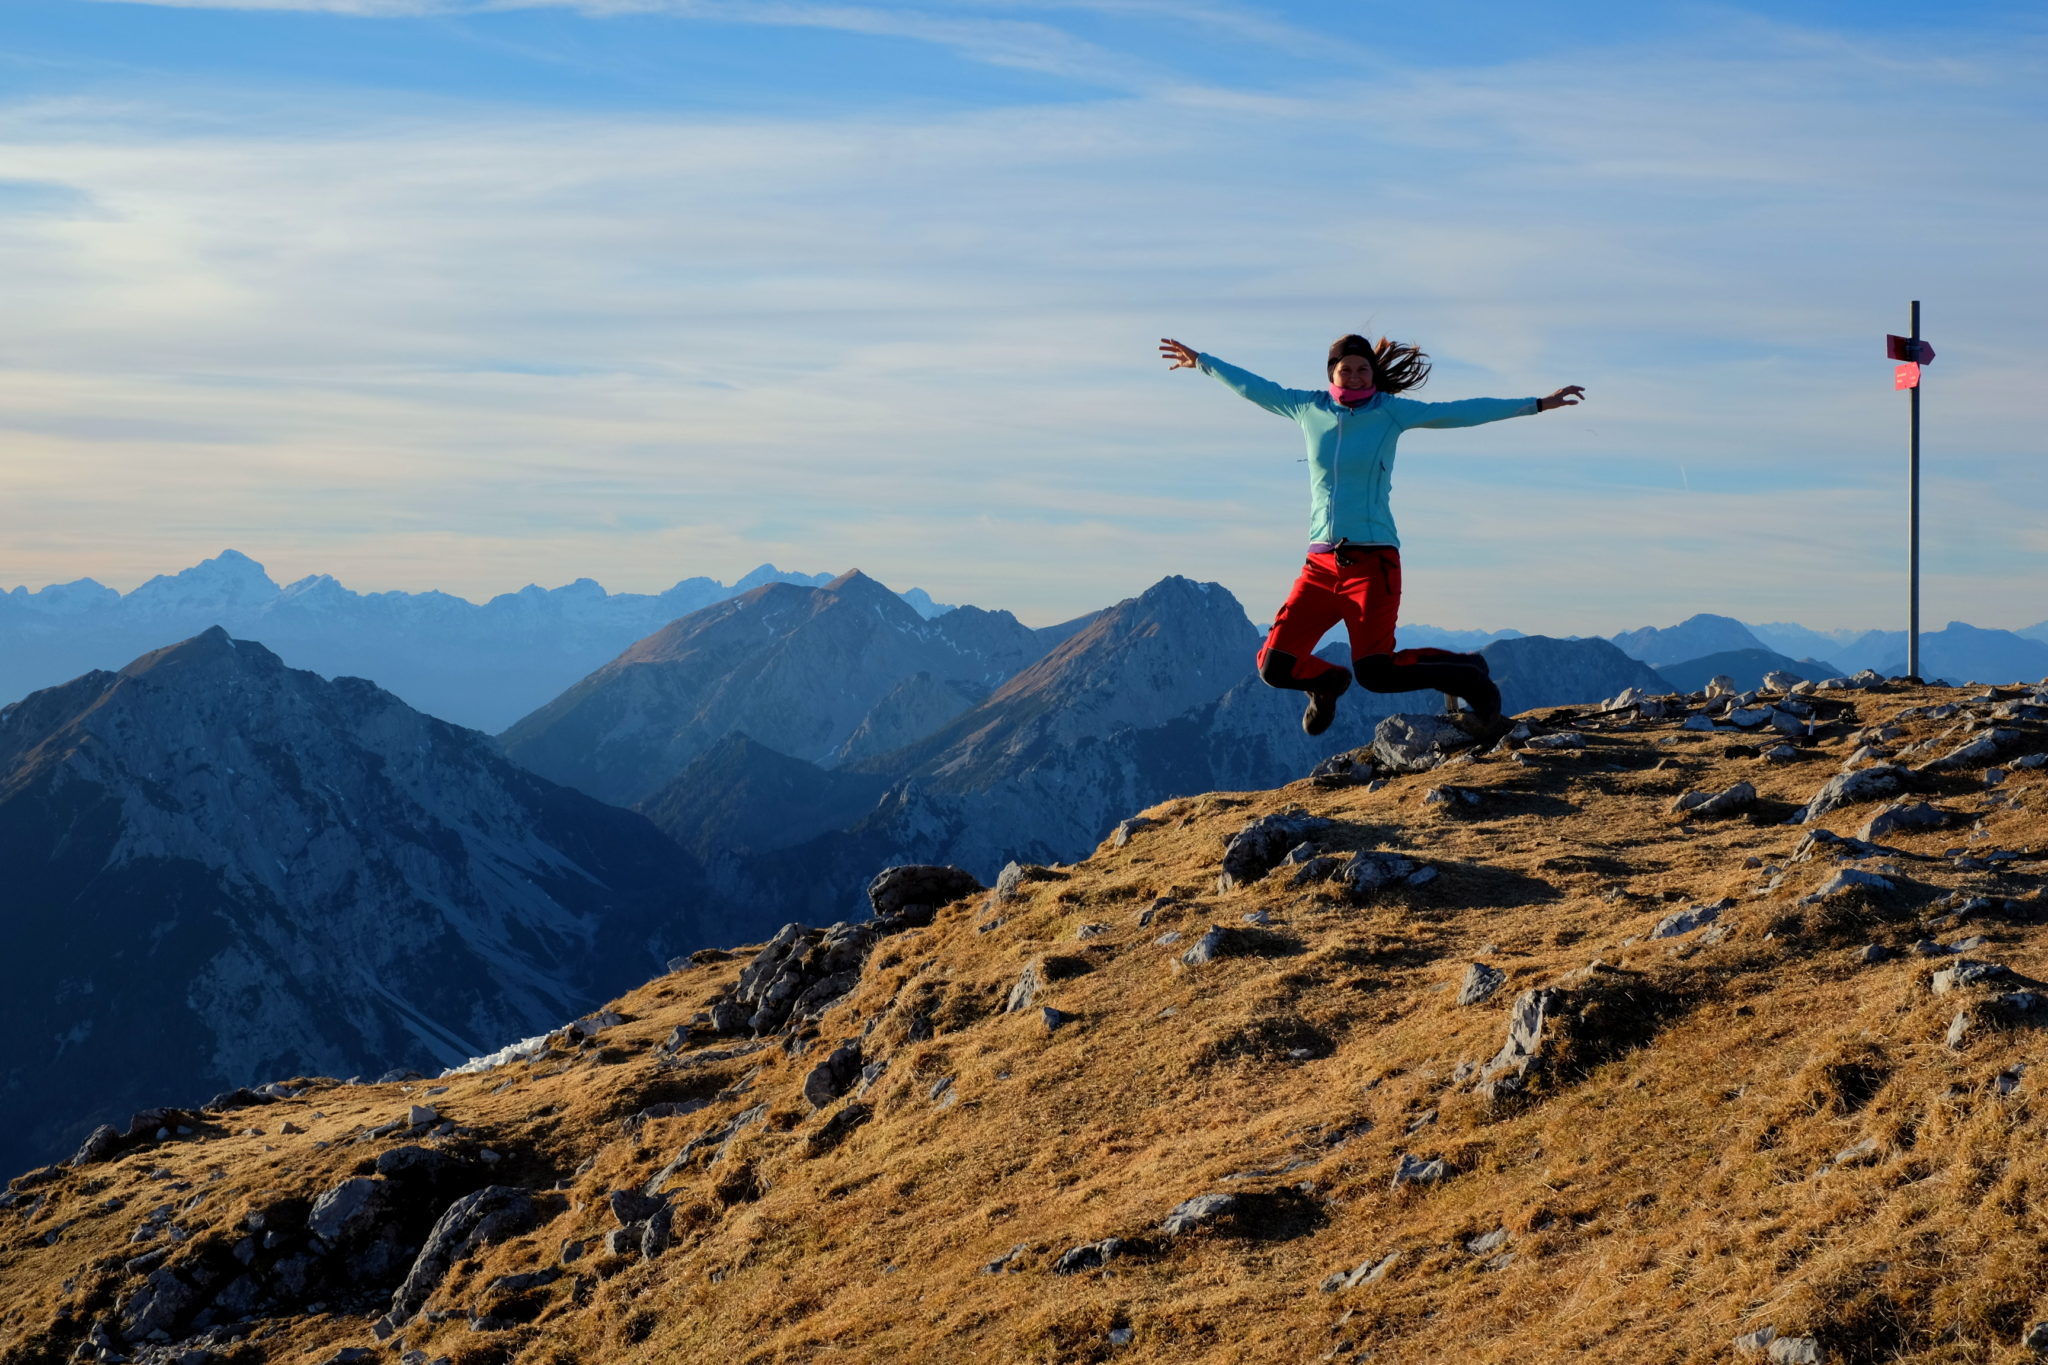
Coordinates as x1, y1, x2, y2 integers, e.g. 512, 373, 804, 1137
0, 552, 951, 733
0, 629, 726, 1176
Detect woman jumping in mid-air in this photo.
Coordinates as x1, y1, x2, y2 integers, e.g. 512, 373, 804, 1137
1158, 332, 1584, 740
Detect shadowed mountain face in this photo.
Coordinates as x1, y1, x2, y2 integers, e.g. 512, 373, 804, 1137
1480, 636, 1673, 715
497, 571, 1048, 807
0, 629, 711, 1174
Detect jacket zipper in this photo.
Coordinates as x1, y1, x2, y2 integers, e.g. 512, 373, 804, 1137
1329, 402, 1344, 546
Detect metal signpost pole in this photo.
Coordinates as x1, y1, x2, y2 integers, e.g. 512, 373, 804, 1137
1908, 300, 1921, 680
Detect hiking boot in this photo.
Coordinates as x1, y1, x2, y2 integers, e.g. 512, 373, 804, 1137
1302, 673, 1351, 736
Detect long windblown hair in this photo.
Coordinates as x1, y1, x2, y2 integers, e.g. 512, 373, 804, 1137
1327, 333, 1431, 394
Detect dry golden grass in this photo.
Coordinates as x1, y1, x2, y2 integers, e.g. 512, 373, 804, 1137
5, 684, 2048, 1365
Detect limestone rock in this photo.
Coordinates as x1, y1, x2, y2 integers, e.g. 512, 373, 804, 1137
1390, 1153, 1448, 1190
1457, 962, 1507, 1007
1218, 807, 1335, 890
1337, 851, 1425, 901
1802, 765, 1910, 822
1930, 959, 2012, 995
1650, 900, 1728, 939
1160, 1193, 1239, 1235
801, 1041, 864, 1110
713, 920, 880, 1036
388, 1187, 556, 1326
1050, 1237, 1124, 1275
867, 864, 984, 927
1372, 713, 1479, 774
1859, 800, 1948, 841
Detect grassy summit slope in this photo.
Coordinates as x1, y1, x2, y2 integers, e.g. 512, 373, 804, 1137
5, 682, 2048, 1365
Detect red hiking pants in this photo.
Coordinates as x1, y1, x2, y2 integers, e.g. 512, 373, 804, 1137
1256, 547, 1483, 692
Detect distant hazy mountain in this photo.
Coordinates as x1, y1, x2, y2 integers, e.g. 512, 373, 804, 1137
1483, 636, 1672, 715
1872, 622, 2048, 685
0, 551, 951, 731
1659, 648, 1841, 693
1609, 613, 1765, 667
1397, 624, 1528, 651
1745, 621, 1866, 661
499, 570, 1056, 807
2022, 621, 2048, 645
0, 628, 714, 1174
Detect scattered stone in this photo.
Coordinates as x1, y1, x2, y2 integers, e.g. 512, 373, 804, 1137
1423, 784, 1481, 808
991, 860, 1061, 905
1322, 1251, 1401, 1292
805, 1103, 872, 1157
1372, 713, 1479, 774
1995, 1065, 2027, 1097
1006, 961, 1044, 1013
711, 920, 880, 1036
1465, 1227, 1509, 1254
1734, 1326, 1778, 1354
1827, 1137, 1881, 1169
1042, 1007, 1076, 1033
1336, 851, 1424, 900
1803, 764, 1911, 822
1681, 715, 1717, 732
1074, 921, 1111, 940
1181, 925, 1251, 966
1160, 1193, 1240, 1235
1390, 1154, 1448, 1190
1218, 807, 1336, 890
1674, 781, 1755, 819
1050, 1237, 1124, 1275
1945, 1011, 1974, 1049
1930, 959, 2012, 994
1726, 707, 1772, 729
1650, 900, 1729, 939
1476, 988, 1559, 1098
1769, 1336, 1825, 1363
1111, 818, 1154, 848
1457, 962, 1507, 1007
406, 1105, 437, 1127
1804, 869, 1894, 902
984, 1243, 1030, 1274
1922, 730, 2019, 773
387, 1186, 555, 1326
1859, 801, 1948, 841
1108, 1327, 1135, 1348
2022, 1321, 2048, 1352
1706, 675, 1738, 697
868, 864, 985, 926
802, 1040, 864, 1110
1526, 731, 1586, 750
70, 1125, 123, 1167
1855, 944, 1891, 964
1762, 744, 1800, 762
1762, 670, 1805, 691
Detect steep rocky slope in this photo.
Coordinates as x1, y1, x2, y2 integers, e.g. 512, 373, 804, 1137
499, 571, 1047, 806
6, 676, 2048, 1363
0, 629, 716, 1177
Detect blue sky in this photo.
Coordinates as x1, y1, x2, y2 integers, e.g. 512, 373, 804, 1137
1, 1, 2044, 632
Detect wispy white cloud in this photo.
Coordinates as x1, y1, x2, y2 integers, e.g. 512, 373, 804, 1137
3, 6, 2045, 632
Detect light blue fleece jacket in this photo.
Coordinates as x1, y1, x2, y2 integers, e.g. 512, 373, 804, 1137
1198, 352, 1538, 549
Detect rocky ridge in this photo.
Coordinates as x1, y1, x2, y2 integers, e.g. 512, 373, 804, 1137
0, 628, 715, 1178
6, 677, 2048, 1363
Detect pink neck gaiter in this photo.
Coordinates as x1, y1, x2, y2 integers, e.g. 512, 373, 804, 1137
1330, 384, 1376, 406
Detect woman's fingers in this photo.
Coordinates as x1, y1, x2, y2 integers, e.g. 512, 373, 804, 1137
1158, 338, 1197, 368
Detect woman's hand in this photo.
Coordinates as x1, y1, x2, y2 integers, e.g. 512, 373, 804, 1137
1158, 338, 1200, 370
1538, 385, 1586, 411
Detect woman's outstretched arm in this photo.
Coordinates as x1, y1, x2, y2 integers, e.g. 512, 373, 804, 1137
1158, 337, 1317, 419
1390, 385, 1586, 430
